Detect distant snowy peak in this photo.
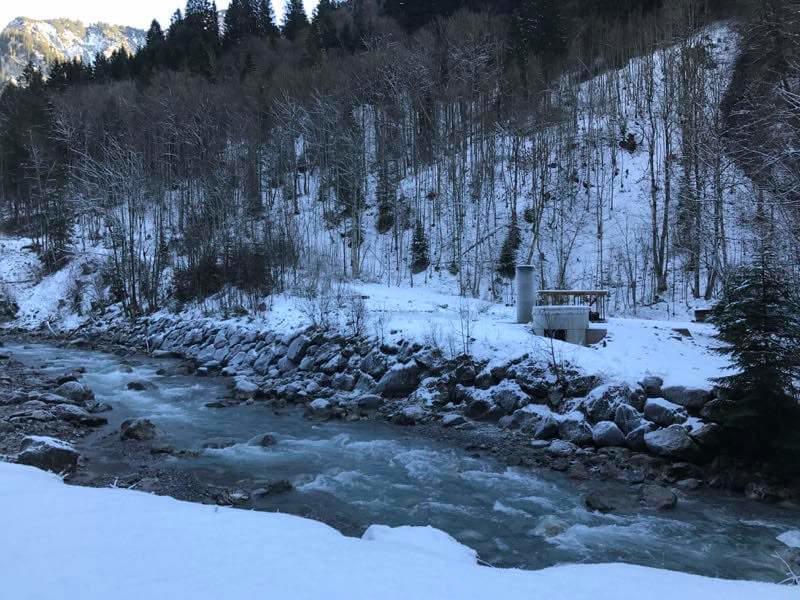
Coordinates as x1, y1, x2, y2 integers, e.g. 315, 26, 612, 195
0, 17, 145, 82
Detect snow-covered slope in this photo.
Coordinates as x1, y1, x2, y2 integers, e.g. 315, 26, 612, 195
1, 462, 793, 599
0, 17, 144, 82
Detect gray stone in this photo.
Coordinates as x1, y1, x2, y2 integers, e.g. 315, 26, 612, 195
305, 399, 333, 421
644, 399, 687, 427
127, 380, 157, 392
441, 413, 467, 427
286, 334, 312, 364
120, 418, 158, 441
532, 515, 569, 538
547, 440, 578, 457
233, 378, 259, 400
357, 394, 384, 411
392, 405, 426, 426
54, 381, 94, 403
640, 485, 678, 510
585, 491, 617, 513
534, 415, 560, 440
488, 381, 529, 413
644, 425, 700, 460
662, 386, 712, 410
582, 384, 630, 423
360, 350, 390, 379
50, 404, 107, 427
559, 416, 593, 446
375, 362, 422, 398
639, 376, 664, 398
592, 421, 625, 447
353, 373, 376, 394
277, 357, 297, 374
332, 372, 356, 392
465, 398, 492, 420
249, 434, 277, 447
17, 437, 80, 473
688, 421, 723, 448
625, 422, 656, 451
615, 404, 645, 435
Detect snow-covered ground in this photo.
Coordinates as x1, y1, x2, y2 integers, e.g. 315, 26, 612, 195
1, 462, 793, 599
1, 234, 728, 388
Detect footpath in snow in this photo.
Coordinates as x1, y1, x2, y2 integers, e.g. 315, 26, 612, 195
0, 462, 793, 600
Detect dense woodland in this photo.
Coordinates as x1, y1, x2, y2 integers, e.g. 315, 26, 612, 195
0, 0, 796, 314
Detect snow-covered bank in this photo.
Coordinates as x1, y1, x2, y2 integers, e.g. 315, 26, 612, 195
0, 462, 793, 599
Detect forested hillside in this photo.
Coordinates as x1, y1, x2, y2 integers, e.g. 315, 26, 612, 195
0, 0, 795, 320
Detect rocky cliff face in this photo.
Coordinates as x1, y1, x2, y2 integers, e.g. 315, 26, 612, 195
0, 17, 145, 82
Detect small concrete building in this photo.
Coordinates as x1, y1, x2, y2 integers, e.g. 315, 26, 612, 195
516, 270, 609, 346
532, 305, 591, 345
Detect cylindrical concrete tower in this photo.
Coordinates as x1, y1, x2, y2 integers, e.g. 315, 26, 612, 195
516, 265, 537, 324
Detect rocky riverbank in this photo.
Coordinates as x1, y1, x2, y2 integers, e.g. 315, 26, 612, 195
3, 313, 799, 509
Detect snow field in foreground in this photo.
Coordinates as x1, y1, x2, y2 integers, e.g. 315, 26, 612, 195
0, 462, 794, 600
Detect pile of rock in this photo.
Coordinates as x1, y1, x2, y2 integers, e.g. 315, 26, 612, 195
92, 317, 723, 469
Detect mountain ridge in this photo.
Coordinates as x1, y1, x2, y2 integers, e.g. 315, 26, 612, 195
0, 16, 144, 82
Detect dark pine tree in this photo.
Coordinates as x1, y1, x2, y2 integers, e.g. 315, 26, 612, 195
497, 213, 522, 280
711, 247, 800, 458
375, 164, 396, 234
257, 0, 281, 38
410, 219, 430, 276
282, 0, 310, 42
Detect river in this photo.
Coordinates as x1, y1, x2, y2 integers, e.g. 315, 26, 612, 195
6, 341, 798, 583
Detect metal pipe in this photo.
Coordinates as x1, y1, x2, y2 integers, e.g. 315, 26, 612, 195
516, 265, 537, 324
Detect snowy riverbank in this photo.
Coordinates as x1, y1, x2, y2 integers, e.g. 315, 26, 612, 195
1, 461, 795, 600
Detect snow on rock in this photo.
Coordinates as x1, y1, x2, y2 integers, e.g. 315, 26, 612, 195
16, 436, 80, 474
777, 531, 800, 549
1, 462, 794, 600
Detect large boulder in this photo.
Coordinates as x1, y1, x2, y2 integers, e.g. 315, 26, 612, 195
50, 404, 107, 427
585, 491, 618, 513
687, 421, 723, 449
644, 425, 700, 461
487, 380, 529, 413
582, 384, 630, 423
615, 404, 645, 435
639, 376, 664, 398
643, 399, 687, 427
286, 334, 312, 364
233, 378, 259, 400
592, 421, 625, 447
464, 398, 492, 420
54, 381, 94, 404
640, 485, 678, 510
559, 416, 593, 446
17, 436, 80, 473
305, 399, 333, 421
375, 362, 422, 398
533, 415, 560, 440
661, 386, 712, 410
360, 350, 390, 379
441, 413, 467, 428
120, 418, 158, 441
625, 422, 656, 451
356, 394, 384, 411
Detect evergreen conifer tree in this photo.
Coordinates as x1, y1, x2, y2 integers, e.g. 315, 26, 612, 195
257, 0, 280, 38
410, 219, 430, 275
497, 213, 522, 280
282, 0, 310, 42
711, 246, 800, 457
